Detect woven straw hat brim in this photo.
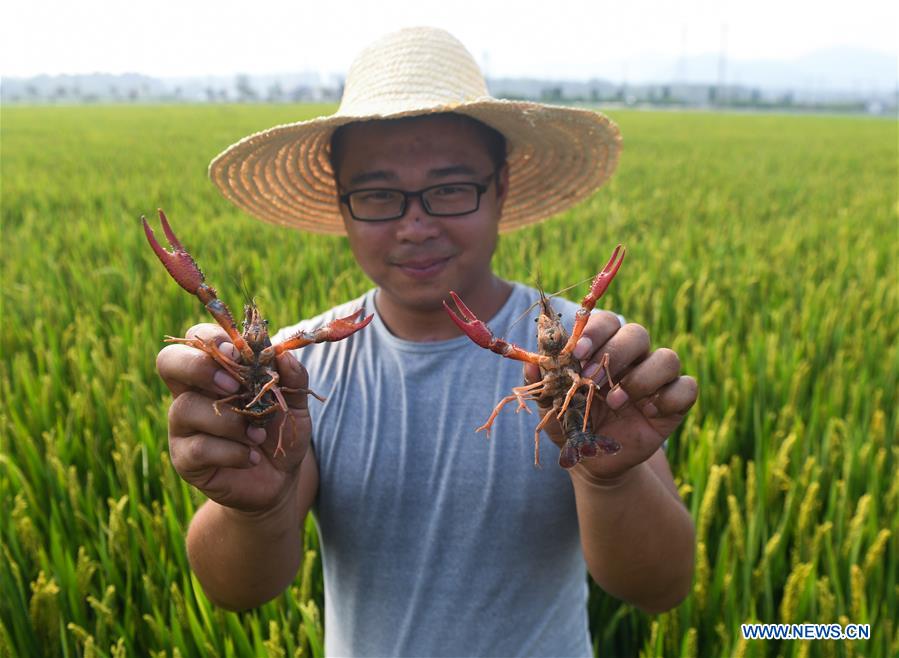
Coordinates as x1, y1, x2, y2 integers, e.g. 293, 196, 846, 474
208, 100, 621, 235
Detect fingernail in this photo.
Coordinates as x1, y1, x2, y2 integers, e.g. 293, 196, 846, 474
214, 370, 239, 393
643, 402, 659, 418
606, 386, 629, 410
247, 426, 267, 444
573, 337, 593, 360
222, 342, 238, 360
582, 363, 600, 380
248, 449, 261, 465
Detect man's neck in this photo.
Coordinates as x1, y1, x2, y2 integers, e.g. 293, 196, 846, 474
374, 276, 513, 342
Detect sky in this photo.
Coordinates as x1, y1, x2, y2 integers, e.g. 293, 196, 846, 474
2, 0, 897, 79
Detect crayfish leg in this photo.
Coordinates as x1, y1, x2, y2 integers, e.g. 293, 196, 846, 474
475, 380, 544, 437
478, 394, 530, 437
557, 370, 586, 420
212, 393, 246, 416
163, 335, 247, 384
273, 413, 299, 458
582, 383, 596, 433
246, 371, 280, 409
279, 385, 327, 404
532, 401, 561, 467
269, 384, 302, 458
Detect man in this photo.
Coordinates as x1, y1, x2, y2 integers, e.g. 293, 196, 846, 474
157, 27, 697, 656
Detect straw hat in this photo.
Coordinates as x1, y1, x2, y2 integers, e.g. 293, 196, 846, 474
208, 27, 622, 235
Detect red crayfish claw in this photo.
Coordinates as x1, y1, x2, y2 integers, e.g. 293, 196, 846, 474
314, 308, 375, 341
142, 209, 206, 295
580, 244, 626, 311
274, 308, 375, 353
443, 291, 496, 348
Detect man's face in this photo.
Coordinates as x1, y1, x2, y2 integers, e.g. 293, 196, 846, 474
333, 115, 508, 314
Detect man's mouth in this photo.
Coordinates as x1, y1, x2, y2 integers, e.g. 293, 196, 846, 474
393, 256, 452, 278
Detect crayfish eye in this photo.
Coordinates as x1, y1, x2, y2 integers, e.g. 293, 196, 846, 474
533, 318, 538, 323
557, 313, 562, 319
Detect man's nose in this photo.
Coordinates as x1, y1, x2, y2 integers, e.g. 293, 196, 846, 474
395, 195, 440, 241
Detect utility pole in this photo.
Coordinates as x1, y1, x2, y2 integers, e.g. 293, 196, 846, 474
717, 23, 728, 106
678, 24, 688, 83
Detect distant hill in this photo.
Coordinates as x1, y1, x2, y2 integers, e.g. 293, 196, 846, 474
1, 73, 168, 101
2, 48, 894, 108
603, 47, 896, 92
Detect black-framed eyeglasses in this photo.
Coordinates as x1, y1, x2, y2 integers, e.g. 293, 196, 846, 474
339, 170, 499, 222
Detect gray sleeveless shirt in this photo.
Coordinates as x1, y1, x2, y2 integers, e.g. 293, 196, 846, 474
275, 283, 594, 657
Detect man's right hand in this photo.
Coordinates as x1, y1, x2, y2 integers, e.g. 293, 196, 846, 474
155, 322, 313, 514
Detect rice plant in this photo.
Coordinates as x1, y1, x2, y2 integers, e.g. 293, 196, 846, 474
1, 105, 895, 657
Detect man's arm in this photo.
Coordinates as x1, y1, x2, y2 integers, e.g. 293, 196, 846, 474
524, 311, 698, 613
157, 323, 318, 610
186, 452, 319, 610
564, 315, 697, 613
569, 449, 695, 614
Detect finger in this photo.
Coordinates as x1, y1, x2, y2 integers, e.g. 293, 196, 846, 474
170, 432, 260, 475
168, 390, 259, 445
274, 352, 312, 410
608, 348, 681, 410
185, 322, 229, 343
583, 322, 651, 385
572, 311, 623, 360
156, 343, 238, 398
186, 323, 242, 388
644, 376, 698, 418
156, 323, 239, 397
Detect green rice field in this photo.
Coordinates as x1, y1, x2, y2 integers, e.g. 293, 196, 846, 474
1, 104, 896, 657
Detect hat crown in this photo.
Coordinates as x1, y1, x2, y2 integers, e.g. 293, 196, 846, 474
338, 27, 490, 116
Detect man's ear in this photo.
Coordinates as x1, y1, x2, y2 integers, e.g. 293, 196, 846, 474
495, 162, 510, 214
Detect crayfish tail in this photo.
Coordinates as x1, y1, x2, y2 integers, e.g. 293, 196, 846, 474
557, 405, 620, 468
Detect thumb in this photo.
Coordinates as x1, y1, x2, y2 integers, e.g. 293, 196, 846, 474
522, 362, 553, 413
523, 362, 541, 385
275, 351, 312, 410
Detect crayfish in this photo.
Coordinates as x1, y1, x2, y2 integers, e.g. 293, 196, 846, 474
143, 209, 373, 457
443, 245, 626, 469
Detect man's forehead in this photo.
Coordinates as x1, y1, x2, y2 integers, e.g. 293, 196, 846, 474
335, 116, 494, 180
347, 163, 480, 187
338, 115, 488, 150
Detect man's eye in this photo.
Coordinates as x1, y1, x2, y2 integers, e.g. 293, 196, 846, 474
357, 190, 397, 203
433, 185, 468, 197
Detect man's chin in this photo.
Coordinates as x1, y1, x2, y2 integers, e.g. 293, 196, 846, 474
375, 287, 451, 314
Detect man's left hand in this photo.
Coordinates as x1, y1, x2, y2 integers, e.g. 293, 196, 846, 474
525, 311, 698, 481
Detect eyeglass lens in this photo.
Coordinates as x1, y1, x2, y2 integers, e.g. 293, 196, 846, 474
349, 183, 480, 220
